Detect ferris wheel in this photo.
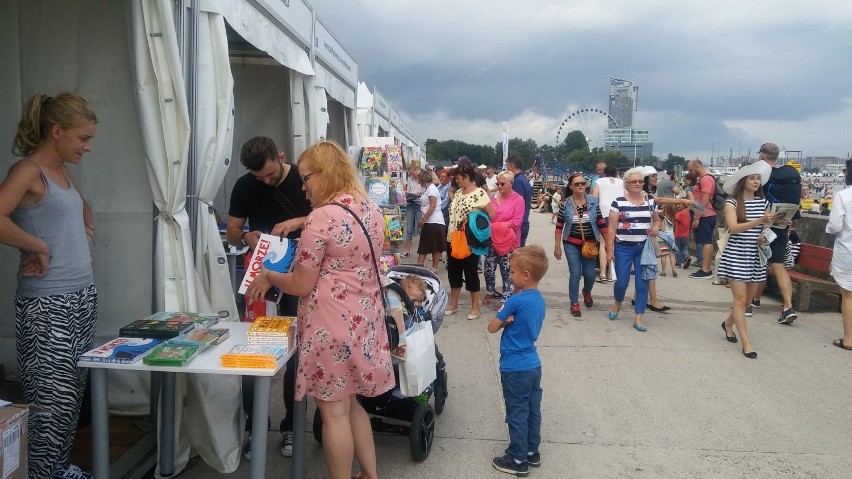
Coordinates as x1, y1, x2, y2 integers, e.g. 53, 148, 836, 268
556, 108, 618, 150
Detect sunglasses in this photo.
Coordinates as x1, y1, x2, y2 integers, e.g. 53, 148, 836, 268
496, 181, 508, 186
626, 179, 644, 184
572, 181, 587, 187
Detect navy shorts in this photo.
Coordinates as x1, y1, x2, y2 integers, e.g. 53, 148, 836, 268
695, 216, 717, 245
767, 227, 789, 264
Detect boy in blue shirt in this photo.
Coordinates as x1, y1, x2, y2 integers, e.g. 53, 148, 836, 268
487, 245, 548, 476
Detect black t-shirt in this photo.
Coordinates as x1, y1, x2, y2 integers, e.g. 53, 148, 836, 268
228, 165, 312, 239
766, 165, 802, 221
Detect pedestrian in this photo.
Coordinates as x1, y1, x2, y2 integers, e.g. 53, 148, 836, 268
825, 159, 852, 351
549, 184, 562, 224
246, 140, 393, 479
415, 169, 446, 272
591, 165, 624, 281
750, 143, 801, 324
402, 163, 425, 257
506, 156, 533, 246
0, 93, 98, 478
686, 159, 717, 279
487, 245, 549, 477
226, 136, 311, 459
674, 202, 692, 269
483, 170, 524, 306
605, 167, 661, 332
717, 161, 774, 359
554, 173, 607, 317
445, 163, 495, 319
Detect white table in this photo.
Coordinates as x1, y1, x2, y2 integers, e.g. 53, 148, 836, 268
78, 322, 307, 479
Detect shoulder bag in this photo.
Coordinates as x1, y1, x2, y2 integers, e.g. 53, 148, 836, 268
331, 202, 399, 351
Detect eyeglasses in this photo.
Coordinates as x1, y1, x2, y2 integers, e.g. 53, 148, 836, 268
626, 179, 644, 184
300, 172, 315, 184
572, 181, 587, 187
496, 181, 508, 186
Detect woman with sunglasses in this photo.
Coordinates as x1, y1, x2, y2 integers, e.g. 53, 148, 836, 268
605, 168, 661, 331
482, 170, 524, 306
554, 173, 608, 317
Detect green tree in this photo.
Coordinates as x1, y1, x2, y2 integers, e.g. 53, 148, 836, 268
661, 153, 687, 171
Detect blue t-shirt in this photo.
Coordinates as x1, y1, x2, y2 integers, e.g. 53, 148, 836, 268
512, 172, 533, 224
495, 289, 545, 372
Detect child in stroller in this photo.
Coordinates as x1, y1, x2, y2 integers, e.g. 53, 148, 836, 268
312, 265, 449, 461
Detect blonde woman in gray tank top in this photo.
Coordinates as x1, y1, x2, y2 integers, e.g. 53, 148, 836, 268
0, 93, 98, 478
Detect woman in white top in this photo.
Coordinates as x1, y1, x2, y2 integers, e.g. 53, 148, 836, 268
826, 159, 852, 351
416, 169, 446, 272
591, 165, 624, 281
403, 164, 425, 256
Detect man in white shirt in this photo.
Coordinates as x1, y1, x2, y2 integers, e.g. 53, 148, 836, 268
485, 166, 498, 197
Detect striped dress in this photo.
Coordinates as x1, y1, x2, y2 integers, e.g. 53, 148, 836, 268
717, 197, 770, 282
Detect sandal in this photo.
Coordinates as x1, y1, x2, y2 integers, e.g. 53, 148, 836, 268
833, 339, 852, 351
481, 296, 492, 305
597, 274, 606, 283
712, 279, 728, 286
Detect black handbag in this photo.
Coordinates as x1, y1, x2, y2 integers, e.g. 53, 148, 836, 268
331, 202, 399, 351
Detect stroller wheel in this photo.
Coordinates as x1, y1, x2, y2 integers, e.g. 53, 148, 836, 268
409, 402, 435, 461
433, 367, 448, 414
312, 408, 323, 445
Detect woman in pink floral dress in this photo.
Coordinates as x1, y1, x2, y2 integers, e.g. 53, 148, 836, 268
248, 141, 392, 479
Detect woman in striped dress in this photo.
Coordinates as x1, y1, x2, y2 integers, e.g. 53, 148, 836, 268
717, 162, 774, 359
605, 167, 661, 332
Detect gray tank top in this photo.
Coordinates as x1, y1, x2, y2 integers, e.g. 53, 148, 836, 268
10, 162, 93, 297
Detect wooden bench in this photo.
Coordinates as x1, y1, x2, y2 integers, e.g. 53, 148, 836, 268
768, 243, 840, 312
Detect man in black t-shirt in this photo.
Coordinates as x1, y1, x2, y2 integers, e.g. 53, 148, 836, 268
226, 136, 311, 460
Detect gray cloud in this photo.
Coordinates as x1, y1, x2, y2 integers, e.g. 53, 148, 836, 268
310, 0, 852, 159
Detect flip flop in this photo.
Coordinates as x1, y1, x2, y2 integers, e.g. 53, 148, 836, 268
833, 339, 852, 351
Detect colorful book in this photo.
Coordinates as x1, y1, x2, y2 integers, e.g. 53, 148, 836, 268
220, 344, 287, 369
238, 235, 297, 296
168, 328, 230, 352
247, 317, 295, 337
143, 344, 201, 366
119, 320, 196, 340
385, 145, 403, 172
80, 337, 162, 364
385, 213, 403, 242
141, 312, 220, 329
366, 177, 392, 206
359, 147, 383, 172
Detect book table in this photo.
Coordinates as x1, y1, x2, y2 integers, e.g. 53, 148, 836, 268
78, 322, 307, 479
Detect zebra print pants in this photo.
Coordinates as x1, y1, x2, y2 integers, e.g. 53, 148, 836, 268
15, 283, 97, 479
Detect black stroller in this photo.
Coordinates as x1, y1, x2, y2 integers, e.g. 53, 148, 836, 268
312, 265, 449, 461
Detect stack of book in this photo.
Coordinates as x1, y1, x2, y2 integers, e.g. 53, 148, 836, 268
80, 312, 226, 367
119, 312, 220, 340
220, 345, 287, 369
142, 326, 230, 367
247, 316, 295, 348
80, 337, 162, 364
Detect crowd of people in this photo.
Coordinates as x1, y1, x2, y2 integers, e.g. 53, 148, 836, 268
3, 91, 851, 478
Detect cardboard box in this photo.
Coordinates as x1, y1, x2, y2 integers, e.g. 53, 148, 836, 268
0, 404, 28, 479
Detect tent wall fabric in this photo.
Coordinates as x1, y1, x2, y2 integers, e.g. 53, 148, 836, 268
132, 2, 241, 475
207, 0, 314, 77
0, 0, 156, 407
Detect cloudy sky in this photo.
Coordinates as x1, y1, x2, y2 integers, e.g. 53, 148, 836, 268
308, 0, 852, 161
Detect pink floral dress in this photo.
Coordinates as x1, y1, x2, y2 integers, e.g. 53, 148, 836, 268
294, 194, 394, 401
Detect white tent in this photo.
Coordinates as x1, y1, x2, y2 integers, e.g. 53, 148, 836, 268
0, 0, 358, 475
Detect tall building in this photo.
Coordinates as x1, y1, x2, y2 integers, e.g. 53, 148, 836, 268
605, 77, 652, 161
608, 78, 638, 128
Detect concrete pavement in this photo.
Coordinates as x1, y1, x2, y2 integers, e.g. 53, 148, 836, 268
178, 209, 852, 478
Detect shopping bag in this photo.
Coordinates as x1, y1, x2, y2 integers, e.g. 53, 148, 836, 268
401, 321, 437, 396
450, 218, 472, 259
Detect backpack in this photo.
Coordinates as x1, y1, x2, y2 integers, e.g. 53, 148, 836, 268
764, 165, 802, 221
708, 175, 728, 211
465, 210, 492, 256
